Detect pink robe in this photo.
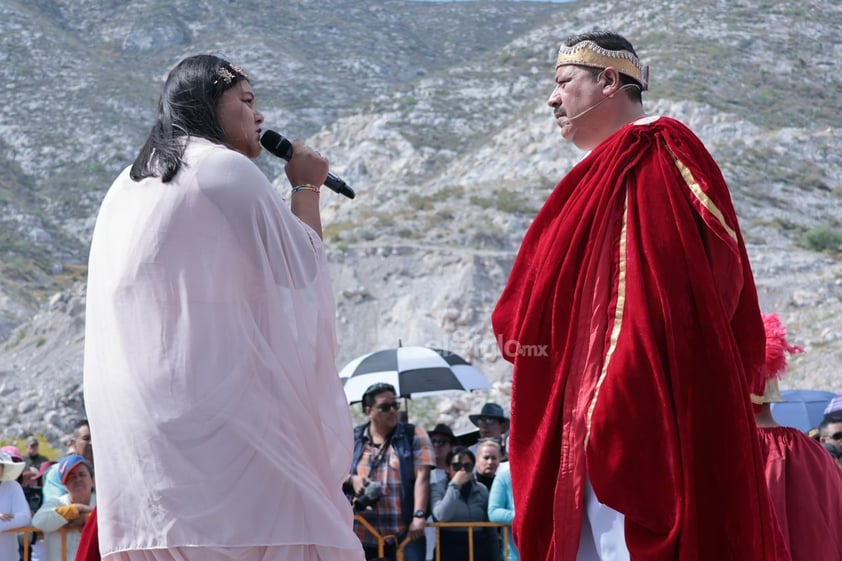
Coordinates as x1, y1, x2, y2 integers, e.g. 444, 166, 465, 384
84, 138, 363, 561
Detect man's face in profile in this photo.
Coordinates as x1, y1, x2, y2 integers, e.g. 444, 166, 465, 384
74, 425, 93, 463
820, 421, 842, 455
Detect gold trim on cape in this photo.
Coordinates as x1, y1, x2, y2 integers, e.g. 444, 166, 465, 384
664, 142, 738, 243
585, 189, 629, 448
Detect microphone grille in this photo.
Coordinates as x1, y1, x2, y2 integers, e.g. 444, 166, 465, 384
259, 129, 292, 160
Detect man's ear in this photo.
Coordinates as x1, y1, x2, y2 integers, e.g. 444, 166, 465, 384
602, 67, 622, 96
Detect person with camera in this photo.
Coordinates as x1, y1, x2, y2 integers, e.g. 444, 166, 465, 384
347, 383, 434, 561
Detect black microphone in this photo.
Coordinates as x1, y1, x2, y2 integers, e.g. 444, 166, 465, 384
260, 130, 355, 199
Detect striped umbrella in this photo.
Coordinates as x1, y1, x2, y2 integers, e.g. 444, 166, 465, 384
338, 346, 492, 405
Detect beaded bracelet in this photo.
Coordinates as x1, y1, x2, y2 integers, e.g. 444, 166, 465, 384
291, 184, 320, 194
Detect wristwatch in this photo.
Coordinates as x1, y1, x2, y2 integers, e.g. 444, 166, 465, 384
413, 509, 426, 518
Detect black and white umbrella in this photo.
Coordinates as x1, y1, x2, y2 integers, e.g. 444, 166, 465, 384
339, 346, 492, 405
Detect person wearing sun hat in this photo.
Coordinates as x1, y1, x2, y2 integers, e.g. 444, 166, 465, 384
428, 424, 458, 476
33, 454, 95, 561
0, 450, 31, 561
468, 403, 509, 460
755, 313, 842, 561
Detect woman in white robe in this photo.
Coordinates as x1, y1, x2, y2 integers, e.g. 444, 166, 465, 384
83, 55, 363, 561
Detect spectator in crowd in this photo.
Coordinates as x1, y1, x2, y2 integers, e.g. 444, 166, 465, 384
431, 447, 499, 561
488, 463, 519, 561
819, 416, 842, 459
23, 437, 49, 476
0, 450, 31, 561
428, 424, 457, 484
42, 421, 92, 502
426, 423, 457, 561
1, 445, 45, 518
474, 439, 502, 491
468, 403, 509, 460
754, 313, 842, 560
33, 455, 95, 561
347, 383, 434, 561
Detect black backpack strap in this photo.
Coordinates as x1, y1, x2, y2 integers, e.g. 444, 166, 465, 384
404, 423, 415, 450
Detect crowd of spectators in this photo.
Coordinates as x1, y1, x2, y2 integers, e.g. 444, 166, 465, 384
2, 390, 841, 561
346, 385, 517, 561
1, 421, 94, 561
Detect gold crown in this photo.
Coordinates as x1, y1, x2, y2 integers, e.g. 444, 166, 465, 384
213, 63, 248, 86
556, 40, 649, 91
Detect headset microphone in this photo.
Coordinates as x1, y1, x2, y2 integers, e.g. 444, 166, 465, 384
558, 83, 640, 124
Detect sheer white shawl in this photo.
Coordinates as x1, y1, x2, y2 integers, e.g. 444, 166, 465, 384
84, 138, 361, 559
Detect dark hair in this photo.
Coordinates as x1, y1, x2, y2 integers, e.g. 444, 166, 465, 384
361, 382, 397, 411
819, 416, 842, 435
446, 446, 476, 466
130, 54, 248, 183
564, 30, 643, 103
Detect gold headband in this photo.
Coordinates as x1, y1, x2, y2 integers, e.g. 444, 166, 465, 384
213, 63, 248, 87
556, 40, 649, 91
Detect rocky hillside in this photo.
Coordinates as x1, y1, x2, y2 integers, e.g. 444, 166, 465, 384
2, 0, 842, 443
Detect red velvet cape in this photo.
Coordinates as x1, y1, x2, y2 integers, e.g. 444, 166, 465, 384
75, 506, 100, 561
758, 426, 842, 561
492, 117, 790, 561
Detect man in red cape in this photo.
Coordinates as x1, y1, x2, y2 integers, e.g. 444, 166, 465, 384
491, 31, 790, 561
754, 314, 842, 561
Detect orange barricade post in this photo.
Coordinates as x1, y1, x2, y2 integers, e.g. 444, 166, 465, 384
395, 520, 511, 561
3, 526, 82, 561
353, 514, 400, 560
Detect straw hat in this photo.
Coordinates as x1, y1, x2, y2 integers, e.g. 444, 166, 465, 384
0, 450, 25, 482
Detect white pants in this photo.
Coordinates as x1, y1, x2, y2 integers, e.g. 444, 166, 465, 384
575, 479, 630, 561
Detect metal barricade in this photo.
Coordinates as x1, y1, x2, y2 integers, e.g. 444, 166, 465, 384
353, 515, 401, 559
409, 521, 510, 561
353, 515, 511, 561
9, 518, 512, 561
3, 525, 81, 561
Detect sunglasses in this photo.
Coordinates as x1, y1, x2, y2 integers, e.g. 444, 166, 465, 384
431, 438, 451, 447
476, 416, 500, 424
450, 462, 474, 472
829, 431, 842, 441
376, 401, 401, 412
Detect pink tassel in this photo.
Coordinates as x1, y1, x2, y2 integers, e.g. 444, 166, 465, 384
762, 313, 803, 379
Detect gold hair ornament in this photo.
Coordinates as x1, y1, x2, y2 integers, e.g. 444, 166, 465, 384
213, 63, 249, 86
556, 40, 649, 91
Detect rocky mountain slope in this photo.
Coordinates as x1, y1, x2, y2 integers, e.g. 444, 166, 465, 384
2, 0, 841, 443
